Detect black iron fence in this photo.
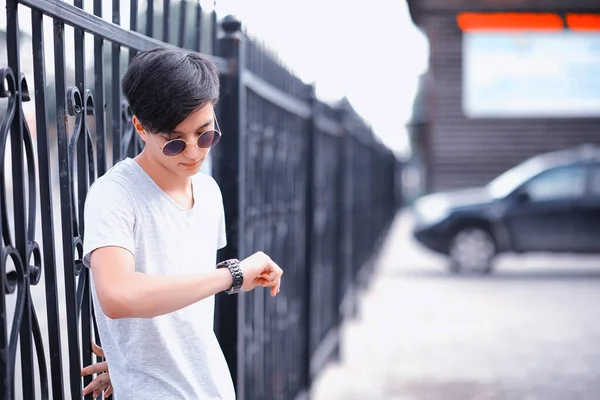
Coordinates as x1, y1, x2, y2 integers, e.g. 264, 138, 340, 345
0, 1, 401, 399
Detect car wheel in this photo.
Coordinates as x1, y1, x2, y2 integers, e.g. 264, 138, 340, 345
448, 227, 496, 275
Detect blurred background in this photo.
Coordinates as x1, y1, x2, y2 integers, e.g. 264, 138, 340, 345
313, 2, 600, 400
1, 0, 600, 399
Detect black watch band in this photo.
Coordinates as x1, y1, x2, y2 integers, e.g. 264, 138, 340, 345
216, 259, 243, 295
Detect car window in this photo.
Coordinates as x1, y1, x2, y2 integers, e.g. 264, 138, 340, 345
525, 165, 586, 201
590, 165, 600, 196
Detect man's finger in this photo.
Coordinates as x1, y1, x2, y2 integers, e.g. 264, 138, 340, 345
83, 373, 110, 395
91, 342, 105, 358
83, 374, 109, 394
272, 265, 283, 281
82, 378, 99, 396
270, 278, 281, 297
259, 272, 272, 280
105, 385, 114, 398
81, 361, 108, 377
82, 385, 93, 396
256, 277, 277, 287
262, 260, 282, 280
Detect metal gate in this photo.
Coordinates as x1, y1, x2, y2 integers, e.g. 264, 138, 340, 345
0, 1, 401, 399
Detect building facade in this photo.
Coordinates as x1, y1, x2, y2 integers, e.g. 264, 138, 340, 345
406, 0, 600, 193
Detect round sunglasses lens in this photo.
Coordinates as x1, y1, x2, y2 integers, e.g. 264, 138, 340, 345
197, 130, 220, 148
163, 139, 186, 156
211, 131, 221, 147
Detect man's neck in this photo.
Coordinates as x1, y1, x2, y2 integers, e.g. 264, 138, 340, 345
134, 151, 191, 193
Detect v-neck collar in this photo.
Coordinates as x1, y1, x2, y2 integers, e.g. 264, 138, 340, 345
126, 158, 196, 213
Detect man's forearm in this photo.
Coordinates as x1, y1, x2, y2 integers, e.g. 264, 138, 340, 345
102, 268, 233, 319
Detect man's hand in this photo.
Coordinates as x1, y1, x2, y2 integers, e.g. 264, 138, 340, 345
239, 251, 283, 296
81, 342, 113, 398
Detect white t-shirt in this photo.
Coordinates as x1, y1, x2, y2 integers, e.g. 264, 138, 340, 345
82, 158, 235, 399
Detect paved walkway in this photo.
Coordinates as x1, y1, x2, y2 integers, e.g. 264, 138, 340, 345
310, 211, 600, 400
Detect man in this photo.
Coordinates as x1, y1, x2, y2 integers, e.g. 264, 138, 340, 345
81, 47, 283, 399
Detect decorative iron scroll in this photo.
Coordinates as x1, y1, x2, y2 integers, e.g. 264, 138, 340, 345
0, 67, 48, 399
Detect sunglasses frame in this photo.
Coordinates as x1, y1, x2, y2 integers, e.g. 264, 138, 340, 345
150, 113, 222, 157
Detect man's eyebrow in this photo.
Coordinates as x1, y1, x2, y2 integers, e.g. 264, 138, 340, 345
170, 118, 214, 135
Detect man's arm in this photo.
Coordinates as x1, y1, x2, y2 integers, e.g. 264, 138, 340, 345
91, 246, 232, 319
91, 247, 282, 319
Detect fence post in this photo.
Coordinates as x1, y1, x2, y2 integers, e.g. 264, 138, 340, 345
213, 14, 246, 398
304, 84, 317, 388
338, 105, 355, 319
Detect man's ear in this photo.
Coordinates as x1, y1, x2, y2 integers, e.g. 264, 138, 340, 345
131, 115, 147, 141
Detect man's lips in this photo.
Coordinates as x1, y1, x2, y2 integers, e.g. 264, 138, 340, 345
181, 159, 202, 167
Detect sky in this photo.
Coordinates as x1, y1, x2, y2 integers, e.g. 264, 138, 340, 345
217, 0, 429, 156
0, 0, 429, 156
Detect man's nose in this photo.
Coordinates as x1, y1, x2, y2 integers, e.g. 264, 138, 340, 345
182, 141, 200, 158
182, 140, 205, 159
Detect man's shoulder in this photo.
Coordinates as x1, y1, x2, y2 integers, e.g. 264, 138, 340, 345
193, 172, 222, 197
96, 158, 139, 186
87, 160, 138, 204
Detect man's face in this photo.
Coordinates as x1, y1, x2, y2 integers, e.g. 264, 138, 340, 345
136, 103, 216, 177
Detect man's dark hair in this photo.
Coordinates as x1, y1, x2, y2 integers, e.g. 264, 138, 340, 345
122, 48, 220, 134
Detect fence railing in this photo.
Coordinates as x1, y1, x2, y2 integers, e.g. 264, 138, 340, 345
211, 19, 401, 399
0, 1, 401, 399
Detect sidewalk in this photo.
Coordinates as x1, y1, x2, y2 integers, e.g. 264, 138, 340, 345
310, 211, 431, 400
310, 210, 600, 400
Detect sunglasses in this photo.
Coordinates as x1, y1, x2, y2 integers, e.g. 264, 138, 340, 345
151, 115, 222, 157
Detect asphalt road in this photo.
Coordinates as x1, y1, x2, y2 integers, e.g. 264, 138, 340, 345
311, 212, 600, 400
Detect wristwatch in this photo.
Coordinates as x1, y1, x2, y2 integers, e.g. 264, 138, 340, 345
216, 259, 243, 295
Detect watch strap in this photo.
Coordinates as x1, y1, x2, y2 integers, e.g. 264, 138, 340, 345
217, 259, 243, 295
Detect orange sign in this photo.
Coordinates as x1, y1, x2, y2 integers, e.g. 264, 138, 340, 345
567, 13, 600, 31
457, 12, 600, 31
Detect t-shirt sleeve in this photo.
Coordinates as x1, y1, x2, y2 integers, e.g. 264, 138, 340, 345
82, 179, 136, 268
216, 183, 227, 250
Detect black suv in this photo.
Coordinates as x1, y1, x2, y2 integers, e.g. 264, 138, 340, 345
412, 145, 600, 274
